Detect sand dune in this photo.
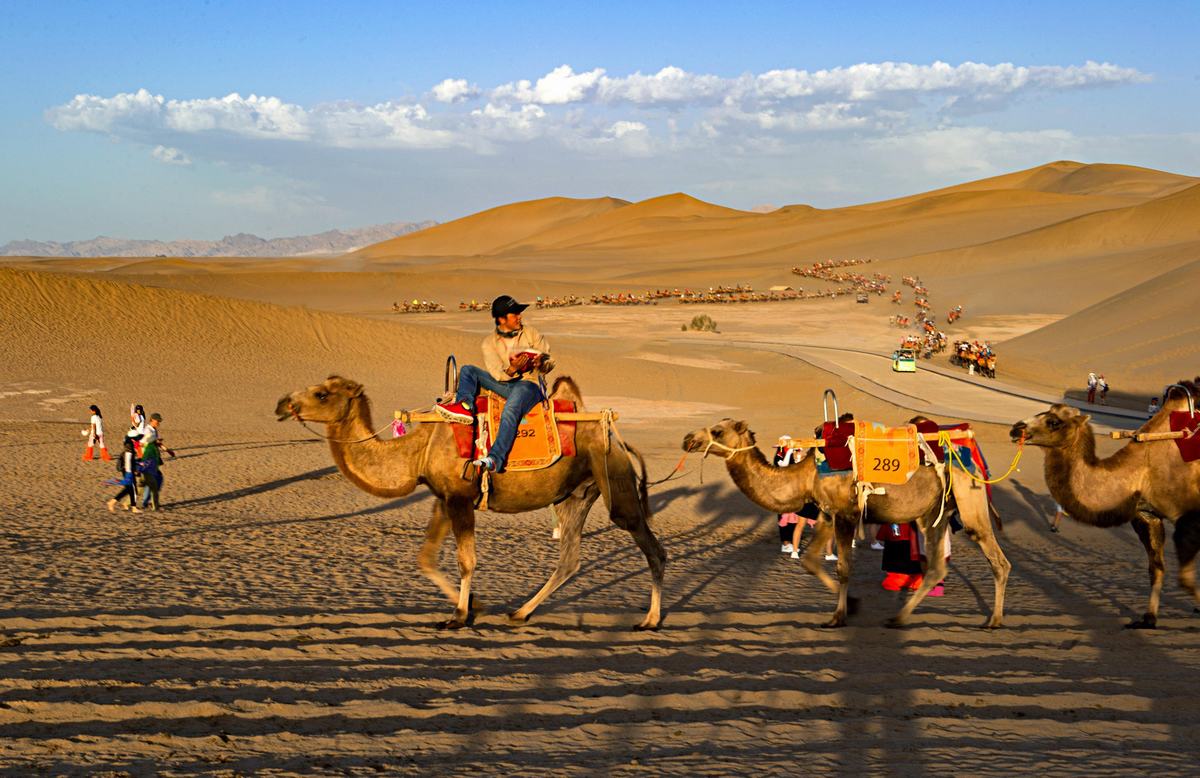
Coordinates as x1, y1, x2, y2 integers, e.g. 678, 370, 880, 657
355, 196, 628, 260
1002, 257, 1200, 391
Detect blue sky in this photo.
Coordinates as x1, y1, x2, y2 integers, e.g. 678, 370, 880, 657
2, 1, 1198, 243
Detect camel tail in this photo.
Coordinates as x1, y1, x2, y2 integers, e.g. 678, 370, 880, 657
989, 501, 1004, 534
625, 442, 651, 521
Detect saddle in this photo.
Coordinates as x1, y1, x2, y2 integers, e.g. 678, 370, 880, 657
817, 419, 855, 473
852, 421, 920, 485
451, 392, 577, 471
1169, 412, 1200, 463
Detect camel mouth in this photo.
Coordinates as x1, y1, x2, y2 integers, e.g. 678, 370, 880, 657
681, 434, 703, 453
274, 396, 298, 422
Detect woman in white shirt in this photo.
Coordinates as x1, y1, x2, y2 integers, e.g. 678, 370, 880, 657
83, 404, 111, 461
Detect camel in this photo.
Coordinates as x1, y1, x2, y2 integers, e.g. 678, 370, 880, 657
682, 418, 1010, 628
275, 375, 666, 630
1010, 383, 1200, 627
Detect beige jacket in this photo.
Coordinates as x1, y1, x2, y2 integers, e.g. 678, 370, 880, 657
481, 324, 555, 383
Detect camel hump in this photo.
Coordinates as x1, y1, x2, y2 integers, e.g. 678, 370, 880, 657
550, 375, 584, 405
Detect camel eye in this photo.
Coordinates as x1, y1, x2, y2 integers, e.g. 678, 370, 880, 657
1046, 416, 1061, 429
315, 391, 329, 402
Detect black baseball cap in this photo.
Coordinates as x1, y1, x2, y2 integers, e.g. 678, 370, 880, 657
491, 295, 529, 319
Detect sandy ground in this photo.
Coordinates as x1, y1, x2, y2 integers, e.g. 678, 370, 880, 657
3, 420, 1200, 775
3, 161, 1200, 774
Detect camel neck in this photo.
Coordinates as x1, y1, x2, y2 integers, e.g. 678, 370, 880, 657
725, 446, 816, 514
326, 395, 426, 498
1044, 428, 1143, 528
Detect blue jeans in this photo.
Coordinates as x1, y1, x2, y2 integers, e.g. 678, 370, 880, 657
455, 364, 544, 472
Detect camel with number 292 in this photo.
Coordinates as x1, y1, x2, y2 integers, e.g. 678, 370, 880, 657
275, 375, 666, 630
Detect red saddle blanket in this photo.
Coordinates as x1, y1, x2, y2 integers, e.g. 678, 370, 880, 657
1170, 412, 1200, 462
821, 420, 855, 471
451, 396, 578, 464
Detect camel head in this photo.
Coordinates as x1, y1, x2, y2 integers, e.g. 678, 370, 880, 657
275, 375, 365, 424
1010, 404, 1091, 448
682, 418, 757, 459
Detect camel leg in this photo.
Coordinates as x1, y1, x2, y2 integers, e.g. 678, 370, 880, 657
887, 516, 949, 628
831, 514, 859, 627
509, 481, 601, 623
801, 515, 840, 591
1127, 513, 1166, 629
961, 503, 1011, 629
417, 499, 459, 605
801, 515, 844, 627
1172, 513, 1200, 614
620, 513, 666, 630
441, 498, 478, 630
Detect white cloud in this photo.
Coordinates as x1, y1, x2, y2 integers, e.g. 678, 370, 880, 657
46, 60, 1150, 163
151, 145, 191, 165
431, 78, 479, 103
493, 65, 606, 105
47, 88, 458, 149
597, 66, 734, 105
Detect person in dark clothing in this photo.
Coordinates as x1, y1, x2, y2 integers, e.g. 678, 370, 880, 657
107, 432, 142, 513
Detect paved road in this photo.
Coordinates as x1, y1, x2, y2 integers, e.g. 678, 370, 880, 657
727, 339, 1142, 431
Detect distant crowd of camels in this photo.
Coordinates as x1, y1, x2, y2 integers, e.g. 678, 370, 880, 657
275, 376, 1200, 632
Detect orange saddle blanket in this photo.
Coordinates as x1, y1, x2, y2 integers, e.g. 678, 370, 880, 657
452, 395, 577, 470
1170, 412, 1200, 463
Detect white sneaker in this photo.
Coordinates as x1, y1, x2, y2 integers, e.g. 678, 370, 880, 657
852, 539, 859, 548
824, 553, 838, 562
780, 542, 793, 553
790, 550, 800, 560
870, 541, 884, 550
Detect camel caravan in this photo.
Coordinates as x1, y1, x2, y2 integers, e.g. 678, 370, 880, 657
392, 300, 446, 314
275, 293, 1200, 632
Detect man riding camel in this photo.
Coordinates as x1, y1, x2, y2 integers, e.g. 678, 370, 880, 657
435, 295, 555, 473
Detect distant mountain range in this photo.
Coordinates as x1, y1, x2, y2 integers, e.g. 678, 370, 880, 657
1, 220, 437, 258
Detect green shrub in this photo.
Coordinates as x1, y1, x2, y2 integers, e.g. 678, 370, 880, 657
686, 314, 718, 332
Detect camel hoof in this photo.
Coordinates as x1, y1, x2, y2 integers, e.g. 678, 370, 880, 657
438, 616, 469, 630
633, 620, 661, 632
982, 620, 1003, 630
820, 615, 847, 629
884, 617, 907, 630
506, 611, 530, 624
1124, 615, 1157, 630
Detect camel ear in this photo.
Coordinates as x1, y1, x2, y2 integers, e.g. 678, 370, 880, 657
327, 376, 364, 397
733, 420, 749, 434
1079, 414, 1091, 425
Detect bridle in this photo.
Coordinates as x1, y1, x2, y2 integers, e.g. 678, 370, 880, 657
287, 393, 396, 445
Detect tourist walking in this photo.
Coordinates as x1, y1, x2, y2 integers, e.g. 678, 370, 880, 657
82, 404, 111, 461
1097, 375, 1109, 405
1086, 372, 1098, 404
137, 413, 172, 509
107, 431, 143, 513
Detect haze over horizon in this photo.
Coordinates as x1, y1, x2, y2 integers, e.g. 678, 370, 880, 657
3, 0, 1199, 244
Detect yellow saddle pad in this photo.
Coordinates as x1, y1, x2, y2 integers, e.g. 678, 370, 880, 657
852, 421, 920, 484
482, 392, 563, 471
